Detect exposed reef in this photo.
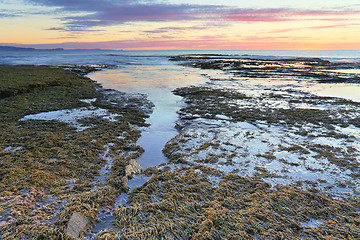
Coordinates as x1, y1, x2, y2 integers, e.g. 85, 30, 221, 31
169, 55, 360, 83
103, 55, 360, 239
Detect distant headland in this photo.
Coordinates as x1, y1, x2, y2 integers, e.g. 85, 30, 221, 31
0, 46, 64, 51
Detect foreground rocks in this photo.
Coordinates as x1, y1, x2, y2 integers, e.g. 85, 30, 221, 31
125, 159, 143, 177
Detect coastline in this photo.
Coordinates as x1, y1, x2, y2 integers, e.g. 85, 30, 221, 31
0, 56, 359, 239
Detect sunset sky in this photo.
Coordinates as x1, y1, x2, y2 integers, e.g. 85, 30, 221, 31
1, 0, 360, 50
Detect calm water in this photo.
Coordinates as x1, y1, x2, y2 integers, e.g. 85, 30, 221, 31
88, 56, 213, 170
1, 49, 359, 100
1, 49, 360, 65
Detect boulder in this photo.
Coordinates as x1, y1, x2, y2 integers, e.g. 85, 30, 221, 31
125, 159, 142, 177
66, 212, 90, 238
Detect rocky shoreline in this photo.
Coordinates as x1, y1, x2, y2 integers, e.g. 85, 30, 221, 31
1, 58, 360, 239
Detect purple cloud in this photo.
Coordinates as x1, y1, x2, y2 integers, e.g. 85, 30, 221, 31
27, 0, 360, 31
143, 26, 209, 34
30, 0, 222, 24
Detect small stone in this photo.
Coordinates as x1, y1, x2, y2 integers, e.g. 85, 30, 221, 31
0, 221, 7, 227
66, 212, 90, 238
125, 159, 142, 177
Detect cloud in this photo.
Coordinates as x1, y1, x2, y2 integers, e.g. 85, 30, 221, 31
0, 7, 21, 18
46, 27, 104, 32
0, 13, 16, 17
143, 26, 209, 34
268, 23, 360, 34
308, 23, 360, 29
220, 9, 359, 22
26, 0, 360, 31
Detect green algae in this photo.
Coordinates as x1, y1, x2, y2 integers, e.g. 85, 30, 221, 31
78, 56, 360, 239
170, 55, 360, 83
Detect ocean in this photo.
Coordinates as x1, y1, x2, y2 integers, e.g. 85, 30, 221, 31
1, 49, 360, 66
1, 49, 359, 99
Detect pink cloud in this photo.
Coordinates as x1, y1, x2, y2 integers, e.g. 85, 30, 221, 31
268, 23, 360, 34
220, 9, 359, 22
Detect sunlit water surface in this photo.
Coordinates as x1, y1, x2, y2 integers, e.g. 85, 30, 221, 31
89, 57, 213, 170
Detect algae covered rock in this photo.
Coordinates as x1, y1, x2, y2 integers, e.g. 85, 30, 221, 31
125, 159, 142, 177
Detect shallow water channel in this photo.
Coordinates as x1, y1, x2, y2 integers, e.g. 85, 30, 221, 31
90, 57, 210, 168
88, 56, 211, 232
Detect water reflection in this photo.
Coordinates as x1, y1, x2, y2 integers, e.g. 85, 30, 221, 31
306, 83, 360, 102
90, 59, 211, 170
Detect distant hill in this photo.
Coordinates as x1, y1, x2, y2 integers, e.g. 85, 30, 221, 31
0, 46, 64, 51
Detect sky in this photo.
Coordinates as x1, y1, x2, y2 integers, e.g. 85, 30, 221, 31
1, 0, 360, 50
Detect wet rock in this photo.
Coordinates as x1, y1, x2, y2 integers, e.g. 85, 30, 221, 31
97, 88, 154, 114
66, 212, 90, 238
125, 159, 142, 177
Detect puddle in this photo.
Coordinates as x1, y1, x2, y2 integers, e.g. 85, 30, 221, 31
300, 218, 323, 228
306, 83, 360, 102
19, 105, 119, 131
91, 144, 114, 190
89, 177, 150, 236
3, 146, 23, 152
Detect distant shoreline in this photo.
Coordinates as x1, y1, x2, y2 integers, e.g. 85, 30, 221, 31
0, 46, 64, 51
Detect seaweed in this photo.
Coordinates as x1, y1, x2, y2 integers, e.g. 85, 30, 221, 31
0, 65, 149, 238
